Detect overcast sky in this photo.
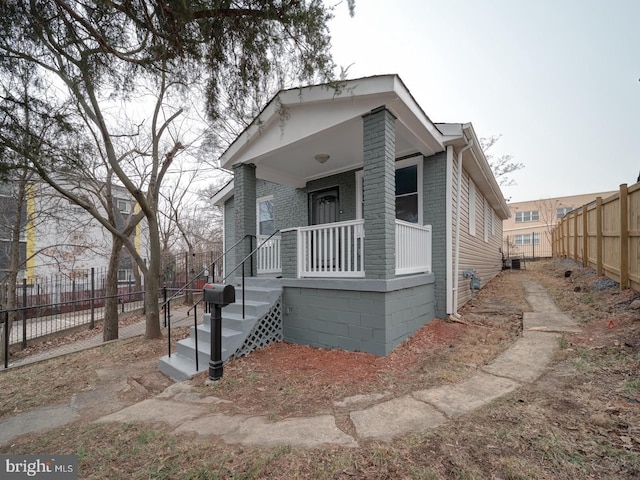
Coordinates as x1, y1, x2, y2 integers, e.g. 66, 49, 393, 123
327, 0, 640, 203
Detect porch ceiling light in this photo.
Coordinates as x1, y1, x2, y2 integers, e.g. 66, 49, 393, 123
314, 153, 330, 164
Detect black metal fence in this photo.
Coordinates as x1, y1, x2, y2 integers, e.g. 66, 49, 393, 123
161, 249, 224, 290
1, 248, 222, 368
503, 236, 553, 261
3, 286, 144, 346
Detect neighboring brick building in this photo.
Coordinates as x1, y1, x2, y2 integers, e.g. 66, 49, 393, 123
503, 191, 617, 259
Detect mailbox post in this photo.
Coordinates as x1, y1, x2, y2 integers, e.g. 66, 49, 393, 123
202, 283, 235, 381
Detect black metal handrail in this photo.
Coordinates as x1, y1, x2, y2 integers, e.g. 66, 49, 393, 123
164, 234, 254, 361
163, 230, 280, 367
222, 230, 281, 320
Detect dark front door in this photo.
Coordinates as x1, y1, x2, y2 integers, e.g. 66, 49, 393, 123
309, 188, 339, 270
309, 187, 339, 225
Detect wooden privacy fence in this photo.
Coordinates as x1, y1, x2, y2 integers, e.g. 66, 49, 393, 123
552, 183, 640, 291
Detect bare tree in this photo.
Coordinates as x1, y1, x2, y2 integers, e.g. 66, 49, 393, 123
480, 135, 524, 187
0, 173, 28, 360
1, 0, 353, 340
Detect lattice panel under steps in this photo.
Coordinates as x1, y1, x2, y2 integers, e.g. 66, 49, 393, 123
234, 296, 283, 358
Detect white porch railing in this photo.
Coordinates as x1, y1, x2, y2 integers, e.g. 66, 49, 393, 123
395, 220, 432, 275
257, 235, 281, 274
298, 219, 365, 278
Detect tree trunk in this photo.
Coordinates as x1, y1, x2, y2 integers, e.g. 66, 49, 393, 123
144, 214, 162, 339
133, 262, 142, 297
103, 237, 123, 341
0, 175, 28, 362
0, 266, 17, 363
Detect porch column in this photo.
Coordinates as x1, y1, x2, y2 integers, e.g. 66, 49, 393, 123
233, 163, 257, 277
362, 106, 396, 279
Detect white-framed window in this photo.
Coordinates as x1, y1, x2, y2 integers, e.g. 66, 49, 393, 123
556, 207, 572, 219
256, 196, 274, 236
514, 233, 540, 245
116, 198, 131, 214
355, 156, 423, 224
117, 269, 133, 283
395, 157, 422, 223
469, 180, 476, 236
515, 210, 539, 223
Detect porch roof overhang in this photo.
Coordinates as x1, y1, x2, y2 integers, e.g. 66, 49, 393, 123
211, 179, 234, 206
438, 122, 511, 220
218, 75, 446, 188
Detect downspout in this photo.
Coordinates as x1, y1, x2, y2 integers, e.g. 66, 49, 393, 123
451, 138, 473, 318
445, 146, 454, 315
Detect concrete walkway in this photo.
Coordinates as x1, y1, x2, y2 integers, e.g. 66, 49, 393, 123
1, 281, 579, 447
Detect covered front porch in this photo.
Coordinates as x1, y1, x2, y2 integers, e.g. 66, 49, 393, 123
218, 76, 446, 285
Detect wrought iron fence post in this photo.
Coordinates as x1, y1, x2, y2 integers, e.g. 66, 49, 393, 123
90, 267, 95, 329
532, 238, 536, 260
3, 310, 8, 369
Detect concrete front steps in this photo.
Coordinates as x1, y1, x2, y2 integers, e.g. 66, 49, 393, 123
158, 279, 283, 382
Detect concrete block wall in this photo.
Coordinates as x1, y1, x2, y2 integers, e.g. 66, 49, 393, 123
256, 171, 358, 232
282, 277, 435, 355
423, 151, 448, 317
223, 198, 235, 277
256, 180, 307, 230
280, 229, 298, 278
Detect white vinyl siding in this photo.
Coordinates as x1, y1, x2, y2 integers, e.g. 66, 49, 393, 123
455, 167, 503, 310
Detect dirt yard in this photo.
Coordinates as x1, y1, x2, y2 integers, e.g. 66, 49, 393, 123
0, 259, 638, 479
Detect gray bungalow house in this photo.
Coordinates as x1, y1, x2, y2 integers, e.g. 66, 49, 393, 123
159, 74, 510, 381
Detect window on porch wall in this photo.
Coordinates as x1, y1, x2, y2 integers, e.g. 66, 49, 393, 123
355, 156, 423, 223
256, 196, 274, 235
256, 195, 281, 274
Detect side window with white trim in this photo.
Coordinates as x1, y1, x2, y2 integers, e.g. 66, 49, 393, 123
256, 196, 274, 236
469, 180, 476, 236
356, 156, 423, 224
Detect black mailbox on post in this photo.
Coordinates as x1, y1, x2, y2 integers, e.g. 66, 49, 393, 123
202, 283, 235, 306
202, 283, 235, 381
